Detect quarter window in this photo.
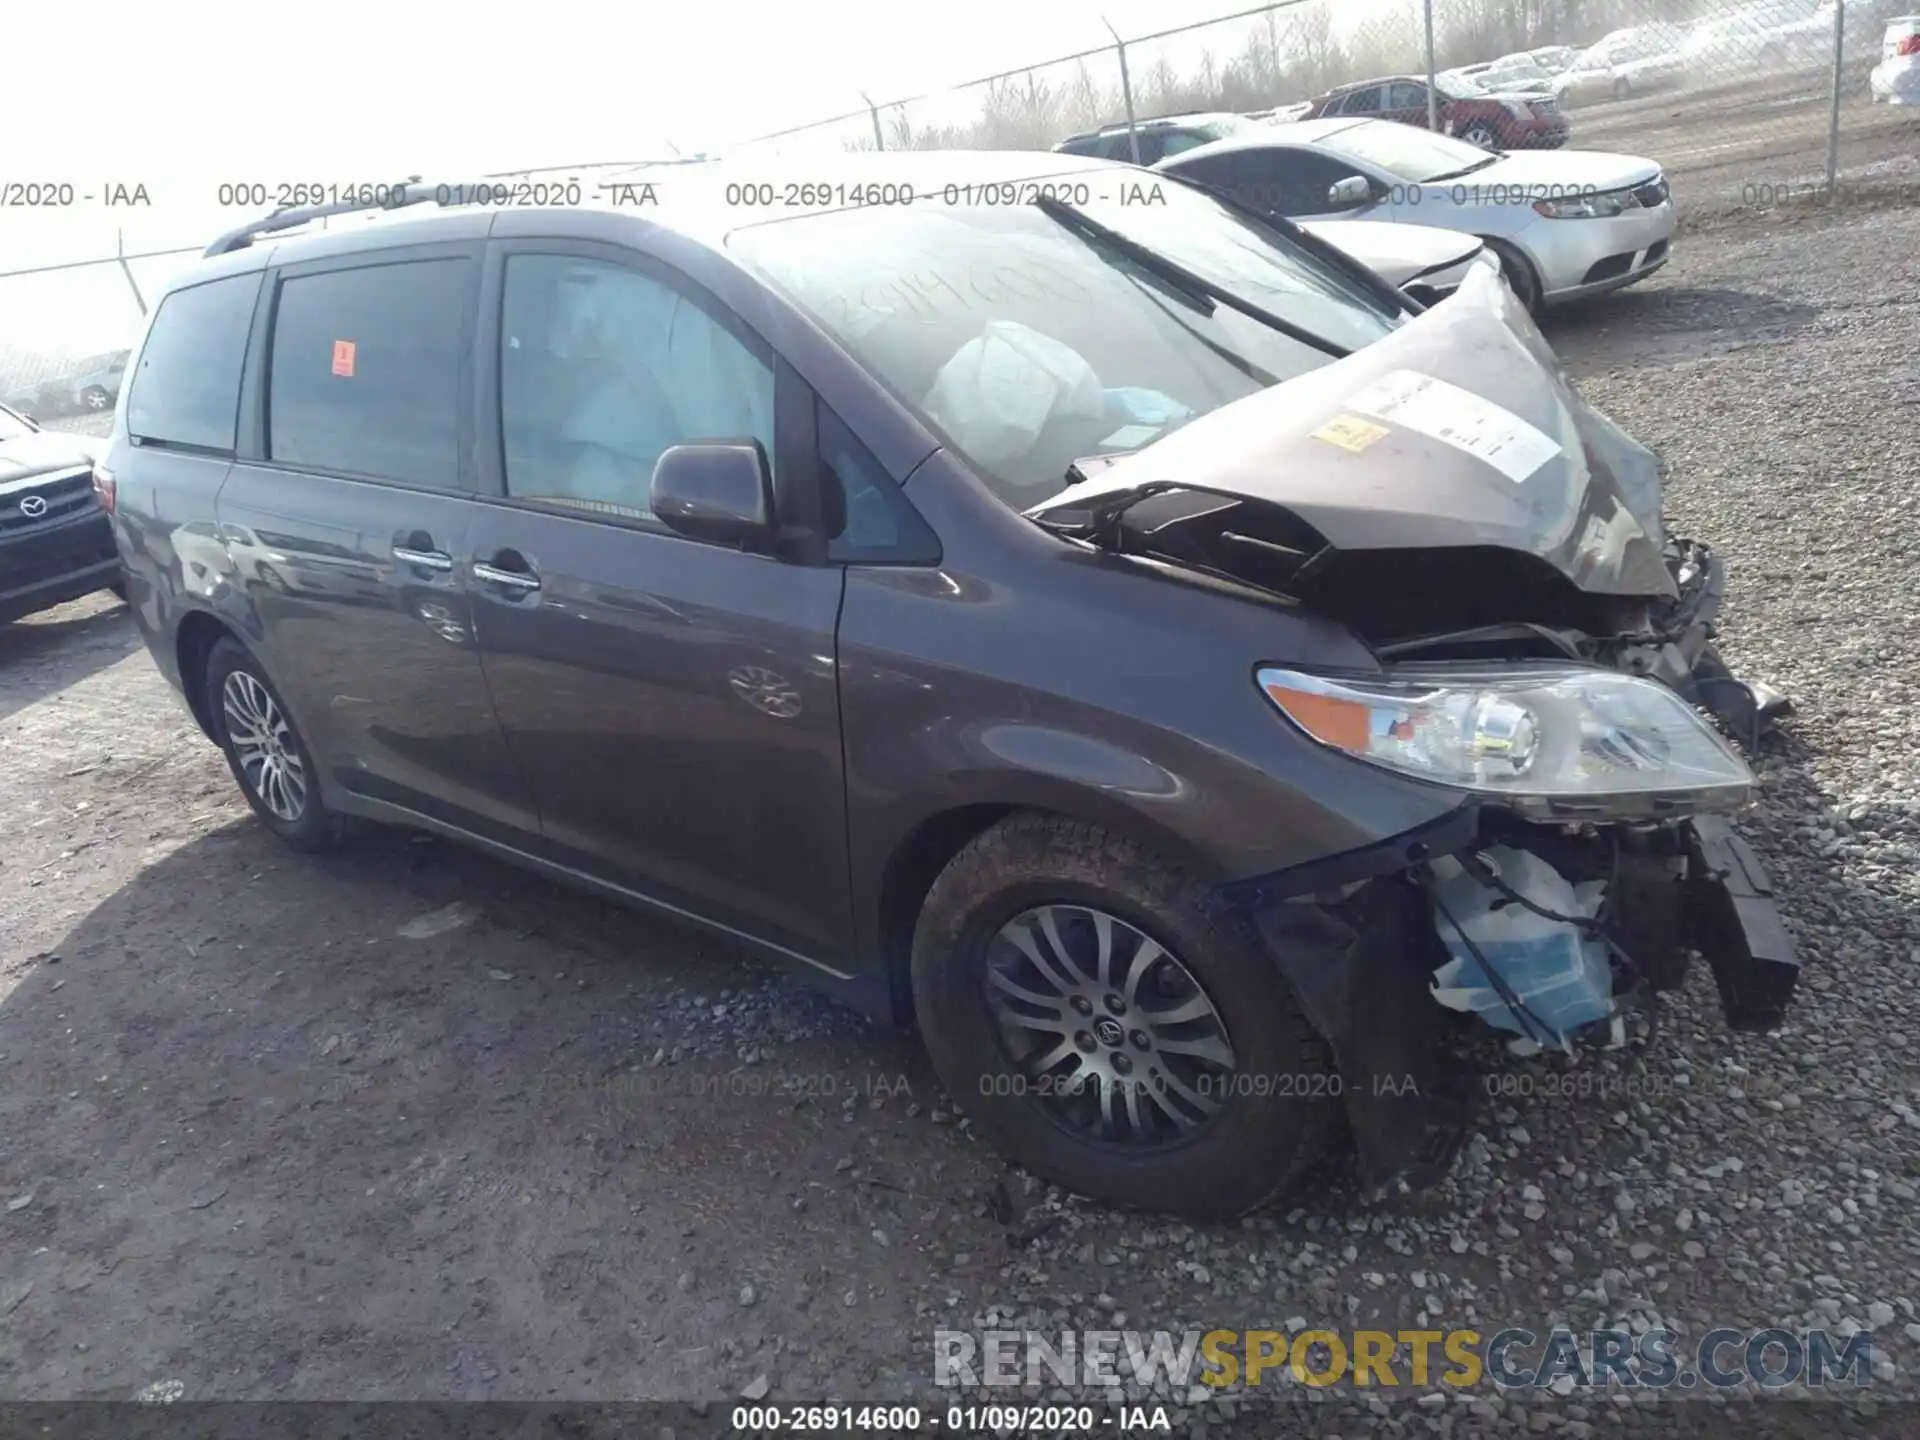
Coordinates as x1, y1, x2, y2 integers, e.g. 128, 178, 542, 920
498, 254, 775, 524
125, 273, 261, 452
818, 401, 939, 564
267, 258, 471, 490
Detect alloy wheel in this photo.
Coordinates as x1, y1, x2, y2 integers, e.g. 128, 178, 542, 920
221, 670, 308, 822
983, 904, 1237, 1146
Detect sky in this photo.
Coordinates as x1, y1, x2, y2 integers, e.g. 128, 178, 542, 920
1, 0, 1409, 361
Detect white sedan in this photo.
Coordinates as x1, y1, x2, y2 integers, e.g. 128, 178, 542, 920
1156, 116, 1675, 311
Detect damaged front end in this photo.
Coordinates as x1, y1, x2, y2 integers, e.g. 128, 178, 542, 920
1033, 264, 1800, 1193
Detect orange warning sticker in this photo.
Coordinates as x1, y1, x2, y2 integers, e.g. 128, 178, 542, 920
1311, 413, 1389, 454
331, 340, 356, 377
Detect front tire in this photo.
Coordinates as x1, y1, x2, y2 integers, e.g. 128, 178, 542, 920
81, 386, 111, 412
1486, 238, 1545, 314
204, 637, 351, 852
1460, 121, 1500, 149
910, 814, 1334, 1219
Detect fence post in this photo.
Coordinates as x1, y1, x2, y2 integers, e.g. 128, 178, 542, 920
1424, 0, 1439, 133
861, 92, 886, 151
1825, 0, 1845, 199
1103, 17, 1142, 165
115, 229, 147, 318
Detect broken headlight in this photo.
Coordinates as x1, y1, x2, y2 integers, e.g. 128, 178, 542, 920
1256, 664, 1753, 815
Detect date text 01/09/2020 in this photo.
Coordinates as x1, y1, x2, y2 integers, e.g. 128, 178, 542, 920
718, 180, 1171, 210
977, 1070, 1404, 1100
730, 1404, 1174, 1432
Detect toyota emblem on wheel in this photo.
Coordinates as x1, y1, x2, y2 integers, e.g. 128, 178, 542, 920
18, 495, 47, 518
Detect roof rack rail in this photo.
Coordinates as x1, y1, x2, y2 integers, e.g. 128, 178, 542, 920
201, 176, 481, 258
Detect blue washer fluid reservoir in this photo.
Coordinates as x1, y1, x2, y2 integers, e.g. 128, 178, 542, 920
1428, 845, 1614, 1049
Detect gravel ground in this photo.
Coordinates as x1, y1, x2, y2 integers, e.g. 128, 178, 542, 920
2, 203, 1918, 1436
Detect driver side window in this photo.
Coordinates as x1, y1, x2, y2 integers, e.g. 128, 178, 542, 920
498, 254, 775, 525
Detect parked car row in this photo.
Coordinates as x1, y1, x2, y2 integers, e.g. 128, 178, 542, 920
2, 350, 131, 422
1442, 1, 1904, 111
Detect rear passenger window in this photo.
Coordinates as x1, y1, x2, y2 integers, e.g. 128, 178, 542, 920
125, 273, 261, 452
498, 254, 774, 524
267, 258, 470, 490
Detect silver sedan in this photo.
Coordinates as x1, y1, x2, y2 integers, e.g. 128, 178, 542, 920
1157, 116, 1675, 311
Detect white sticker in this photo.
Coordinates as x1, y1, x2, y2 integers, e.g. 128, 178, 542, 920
1345, 370, 1560, 484
1099, 423, 1162, 450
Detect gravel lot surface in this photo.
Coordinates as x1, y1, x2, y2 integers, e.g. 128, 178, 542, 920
2, 203, 1918, 1436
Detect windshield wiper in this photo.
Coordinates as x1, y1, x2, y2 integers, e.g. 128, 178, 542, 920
1032, 194, 1351, 361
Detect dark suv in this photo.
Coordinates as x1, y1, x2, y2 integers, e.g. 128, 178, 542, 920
1053, 112, 1257, 164
0, 403, 123, 624
108, 157, 1795, 1219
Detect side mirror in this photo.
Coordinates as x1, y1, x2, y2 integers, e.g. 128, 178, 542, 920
651, 441, 777, 549
1327, 175, 1374, 208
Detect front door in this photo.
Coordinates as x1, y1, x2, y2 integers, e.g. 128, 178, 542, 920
221, 245, 538, 843
465, 242, 854, 966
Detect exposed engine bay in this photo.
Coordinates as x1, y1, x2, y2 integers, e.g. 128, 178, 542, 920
1023, 270, 1803, 1193
1050, 481, 1790, 749
1042, 486, 1798, 1194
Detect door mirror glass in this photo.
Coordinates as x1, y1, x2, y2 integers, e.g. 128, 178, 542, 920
651, 441, 777, 548
1328, 175, 1374, 208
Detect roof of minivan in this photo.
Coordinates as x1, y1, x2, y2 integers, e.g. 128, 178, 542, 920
172, 149, 1149, 286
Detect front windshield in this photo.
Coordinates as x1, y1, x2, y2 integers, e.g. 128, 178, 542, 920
1437, 73, 1490, 98
727, 178, 1402, 507
0, 406, 34, 442
1319, 120, 1498, 183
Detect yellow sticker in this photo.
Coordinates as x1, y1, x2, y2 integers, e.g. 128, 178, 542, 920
1312, 414, 1390, 454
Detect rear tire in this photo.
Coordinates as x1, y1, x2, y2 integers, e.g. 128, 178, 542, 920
204, 637, 351, 852
910, 814, 1335, 1219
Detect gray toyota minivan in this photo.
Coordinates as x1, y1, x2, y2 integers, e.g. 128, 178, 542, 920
104, 154, 1797, 1218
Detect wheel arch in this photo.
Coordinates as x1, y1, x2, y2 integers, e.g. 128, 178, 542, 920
174, 608, 236, 743
866, 781, 1227, 1027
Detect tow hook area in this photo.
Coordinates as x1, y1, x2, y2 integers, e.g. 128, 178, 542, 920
1686, 814, 1800, 1031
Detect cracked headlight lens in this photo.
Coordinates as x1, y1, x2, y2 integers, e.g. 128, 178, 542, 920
1257, 664, 1753, 814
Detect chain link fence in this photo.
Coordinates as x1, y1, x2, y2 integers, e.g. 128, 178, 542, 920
726, 0, 1916, 199
4, 0, 1915, 424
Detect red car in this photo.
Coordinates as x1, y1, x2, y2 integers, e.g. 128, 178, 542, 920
1303, 73, 1569, 150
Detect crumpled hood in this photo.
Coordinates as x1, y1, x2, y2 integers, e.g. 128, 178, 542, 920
0, 429, 98, 486
1298, 220, 1482, 286
1032, 263, 1676, 598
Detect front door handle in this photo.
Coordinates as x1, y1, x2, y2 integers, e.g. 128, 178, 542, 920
474, 554, 541, 592
393, 529, 454, 572
393, 545, 453, 571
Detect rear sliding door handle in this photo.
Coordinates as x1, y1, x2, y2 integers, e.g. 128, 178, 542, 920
473, 561, 540, 592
